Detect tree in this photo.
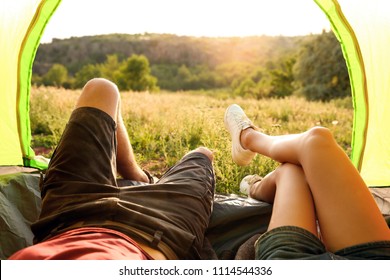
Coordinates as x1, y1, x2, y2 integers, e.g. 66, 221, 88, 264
231, 60, 295, 100
74, 64, 102, 88
233, 78, 258, 98
293, 31, 350, 101
151, 64, 179, 90
99, 54, 121, 82
42, 64, 68, 87
268, 57, 296, 98
117, 54, 158, 91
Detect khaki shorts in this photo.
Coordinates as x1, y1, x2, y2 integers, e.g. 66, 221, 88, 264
32, 107, 215, 259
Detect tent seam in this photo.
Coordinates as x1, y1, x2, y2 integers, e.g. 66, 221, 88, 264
331, 0, 369, 173
16, 0, 61, 169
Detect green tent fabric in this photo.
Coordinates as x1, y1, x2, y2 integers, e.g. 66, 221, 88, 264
315, 0, 390, 187
0, 173, 42, 259
0, 0, 61, 169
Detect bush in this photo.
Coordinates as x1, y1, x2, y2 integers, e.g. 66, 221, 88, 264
117, 54, 159, 92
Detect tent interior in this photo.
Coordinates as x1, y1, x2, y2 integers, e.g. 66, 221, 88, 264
1, 0, 389, 259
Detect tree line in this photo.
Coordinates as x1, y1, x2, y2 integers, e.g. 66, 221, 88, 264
33, 31, 350, 101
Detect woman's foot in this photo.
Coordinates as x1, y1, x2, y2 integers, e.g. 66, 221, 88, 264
224, 104, 256, 166
240, 174, 263, 196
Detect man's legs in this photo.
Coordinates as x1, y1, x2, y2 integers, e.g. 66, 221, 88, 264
225, 104, 390, 252
76, 78, 148, 182
184, 146, 214, 162
33, 78, 151, 242
76, 81, 215, 258
76, 81, 214, 188
35, 78, 214, 259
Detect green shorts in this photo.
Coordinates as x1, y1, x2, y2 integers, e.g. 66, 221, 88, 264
32, 107, 215, 259
255, 226, 390, 260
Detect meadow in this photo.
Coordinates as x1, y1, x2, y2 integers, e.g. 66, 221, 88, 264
30, 87, 353, 194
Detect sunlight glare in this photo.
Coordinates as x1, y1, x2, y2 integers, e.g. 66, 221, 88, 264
41, 0, 330, 42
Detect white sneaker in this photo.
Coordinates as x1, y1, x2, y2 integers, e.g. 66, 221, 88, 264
224, 104, 256, 166
240, 174, 263, 196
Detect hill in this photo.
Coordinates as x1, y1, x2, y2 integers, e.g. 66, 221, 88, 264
33, 33, 302, 76
32, 32, 350, 101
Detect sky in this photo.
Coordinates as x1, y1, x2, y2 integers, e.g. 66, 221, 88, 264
41, 0, 331, 43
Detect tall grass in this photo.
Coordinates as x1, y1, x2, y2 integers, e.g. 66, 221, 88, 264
30, 87, 353, 194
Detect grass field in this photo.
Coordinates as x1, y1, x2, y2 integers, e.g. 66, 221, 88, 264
30, 87, 353, 194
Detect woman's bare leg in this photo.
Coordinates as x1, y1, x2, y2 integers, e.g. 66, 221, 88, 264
242, 126, 390, 251
251, 164, 318, 236
75, 78, 149, 183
